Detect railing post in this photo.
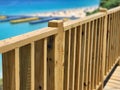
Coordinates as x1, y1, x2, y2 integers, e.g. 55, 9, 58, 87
48, 20, 65, 90
99, 8, 108, 90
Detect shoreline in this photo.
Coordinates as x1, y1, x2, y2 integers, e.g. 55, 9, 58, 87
29, 6, 99, 18
0, 6, 99, 19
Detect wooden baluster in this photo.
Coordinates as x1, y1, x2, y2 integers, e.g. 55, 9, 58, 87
31, 42, 35, 90
64, 29, 71, 90
19, 44, 31, 90
2, 50, 16, 90
15, 48, 20, 90
74, 26, 82, 90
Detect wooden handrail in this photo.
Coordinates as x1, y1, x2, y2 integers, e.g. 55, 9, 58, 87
0, 27, 57, 53
64, 12, 106, 30
107, 6, 120, 14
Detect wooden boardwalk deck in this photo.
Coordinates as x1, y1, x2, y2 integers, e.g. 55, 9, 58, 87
104, 66, 120, 90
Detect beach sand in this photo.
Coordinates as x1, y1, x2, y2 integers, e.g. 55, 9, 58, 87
30, 6, 98, 18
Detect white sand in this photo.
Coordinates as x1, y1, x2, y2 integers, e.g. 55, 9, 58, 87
30, 6, 99, 18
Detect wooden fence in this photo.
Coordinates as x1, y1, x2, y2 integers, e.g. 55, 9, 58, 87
0, 6, 120, 90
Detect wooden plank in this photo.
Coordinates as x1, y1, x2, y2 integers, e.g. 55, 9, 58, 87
98, 17, 105, 90
116, 11, 119, 59
15, 48, 20, 90
88, 21, 94, 90
109, 14, 113, 69
48, 20, 65, 90
117, 11, 120, 62
114, 12, 116, 65
74, 26, 82, 90
107, 6, 120, 14
20, 44, 31, 90
110, 13, 114, 70
2, 50, 15, 90
64, 12, 106, 31
118, 11, 120, 64
69, 27, 77, 90
116, 12, 119, 59
95, 19, 100, 89
0, 27, 57, 53
84, 22, 90, 90
97, 18, 101, 85
111, 13, 115, 65
91, 20, 97, 90
47, 36, 55, 90
101, 11, 107, 89
79, 24, 87, 90
113, 13, 116, 65
104, 66, 120, 90
95, 18, 101, 86
98, 18, 103, 85
35, 39, 47, 90
44, 38, 47, 90
115, 12, 118, 61
31, 42, 35, 90
64, 30, 71, 90
94, 19, 99, 89
108, 14, 112, 73
105, 15, 110, 75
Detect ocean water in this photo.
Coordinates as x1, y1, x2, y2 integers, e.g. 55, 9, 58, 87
0, 0, 100, 78
0, 1, 100, 15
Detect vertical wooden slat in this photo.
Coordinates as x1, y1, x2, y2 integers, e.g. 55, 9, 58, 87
31, 42, 35, 90
105, 15, 110, 75
114, 12, 117, 61
101, 13, 107, 89
116, 11, 120, 61
74, 26, 82, 90
69, 27, 77, 90
96, 18, 101, 85
79, 24, 87, 90
118, 11, 120, 58
94, 19, 99, 89
91, 20, 97, 90
2, 50, 15, 90
101, 17, 105, 81
114, 12, 117, 63
20, 44, 31, 90
95, 18, 100, 86
44, 38, 47, 90
116, 11, 119, 59
98, 17, 104, 90
111, 13, 115, 66
15, 48, 20, 90
111, 13, 114, 68
108, 14, 112, 73
35, 39, 47, 90
64, 30, 71, 90
88, 21, 94, 90
98, 17, 103, 84
47, 36, 55, 90
84, 22, 90, 90
110, 14, 113, 71
114, 12, 118, 63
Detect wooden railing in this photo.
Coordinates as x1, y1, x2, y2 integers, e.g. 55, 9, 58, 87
0, 6, 120, 90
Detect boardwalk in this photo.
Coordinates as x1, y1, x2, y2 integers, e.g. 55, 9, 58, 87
104, 66, 120, 90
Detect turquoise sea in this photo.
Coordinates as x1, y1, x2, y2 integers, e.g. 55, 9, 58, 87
0, 0, 100, 78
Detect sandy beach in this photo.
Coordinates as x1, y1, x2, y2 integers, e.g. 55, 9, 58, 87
30, 6, 98, 18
